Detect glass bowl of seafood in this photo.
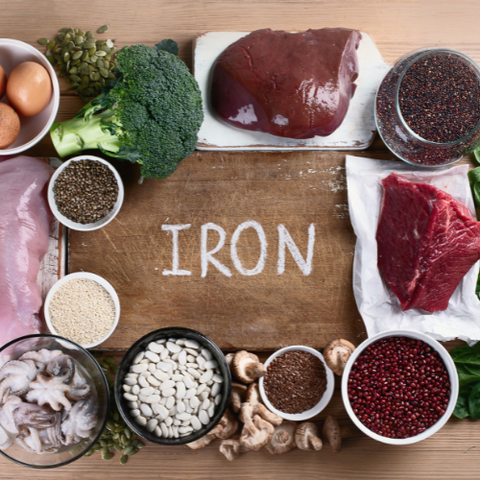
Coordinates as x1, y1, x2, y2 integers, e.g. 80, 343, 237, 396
0, 334, 110, 468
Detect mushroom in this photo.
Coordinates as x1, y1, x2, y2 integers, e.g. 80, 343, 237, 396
240, 412, 274, 451
232, 351, 266, 384
186, 423, 223, 450
239, 402, 283, 427
295, 422, 323, 451
225, 353, 235, 373
323, 339, 356, 376
245, 382, 263, 405
266, 421, 297, 455
219, 436, 250, 461
229, 383, 247, 413
215, 409, 238, 440
322, 415, 352, 453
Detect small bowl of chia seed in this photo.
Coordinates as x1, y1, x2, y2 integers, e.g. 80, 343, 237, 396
48, 154, 124, 231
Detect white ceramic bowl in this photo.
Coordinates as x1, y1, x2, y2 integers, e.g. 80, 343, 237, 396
0, 38, 60, 155
259, 345, 335, 421
44, 272, 120, 349
341, 329, 459, 445
48, 155, 124, 231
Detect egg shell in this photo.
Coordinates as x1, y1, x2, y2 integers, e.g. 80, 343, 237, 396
6, 61, 52, 117
0, 103, 20, 148
0, 65, 6, 98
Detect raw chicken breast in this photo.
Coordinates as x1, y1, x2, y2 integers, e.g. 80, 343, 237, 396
211, 28, 361, 139
377, 173, 480, 312
0, 156, 53, 347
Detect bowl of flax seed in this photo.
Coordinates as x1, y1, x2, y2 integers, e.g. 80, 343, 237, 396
44, 272, 120, 348
259, 345, 335, 421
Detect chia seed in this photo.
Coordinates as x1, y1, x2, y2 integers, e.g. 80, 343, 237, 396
53, 159, 118, 224
263, 350, 327, 414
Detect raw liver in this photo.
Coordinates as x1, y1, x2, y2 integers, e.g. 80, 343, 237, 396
376, 173, 480, 312
211, 28, 361, 139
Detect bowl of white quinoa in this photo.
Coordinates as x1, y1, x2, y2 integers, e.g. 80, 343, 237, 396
44, 272, 120, 348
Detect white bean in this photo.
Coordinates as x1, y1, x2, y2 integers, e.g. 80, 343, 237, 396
153, 370, 169, 381
161, 423, 168, 437
199, 369, 213, 384
138, 376, 149, 388
166, 342, 181, 353
199, 410, 209, 425
131, 363, 148, 373
163, 388, 176, 397
145, 351, 160, 363
133, 351, 144, 364
166, 396, 176, 409
211, 382, 221, 397
147, 419, 158, 432
124, 377, 136, 386
201, 348, 212, 361
160, 380, 175, 391
204, 360, 218, 370
176, 381, 186, 399
147, 375, 161, 387
135, 415, 147, 426
140, 404, 153, 417
123, 393, 137, 402
154, 425, 162, 437
178, 350, 187, 365
148, 342, 164, 354
191, 416, 202, 431
185, 339, 200, 349
130, 409, 140, 417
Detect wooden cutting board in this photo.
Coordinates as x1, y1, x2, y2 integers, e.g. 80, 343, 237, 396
69, 150, 392, 351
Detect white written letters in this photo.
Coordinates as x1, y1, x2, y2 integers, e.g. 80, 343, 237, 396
163, 221, 315, 277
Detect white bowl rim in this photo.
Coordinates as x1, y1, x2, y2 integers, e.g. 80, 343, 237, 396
0, 38, 60, 155
341, 329, 459, 445
47, 155, 124, 232
44, 271, 120, 349
259, 345, 335, 421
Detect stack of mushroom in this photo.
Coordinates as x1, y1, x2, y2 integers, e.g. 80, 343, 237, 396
187, 348, 354, 460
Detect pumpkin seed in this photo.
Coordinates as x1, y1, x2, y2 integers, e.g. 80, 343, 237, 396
84, 449, 94, 457
81, 76, 89, 88
98, 25, 109, 34
136, 441, 145, 449
38, 37, 48, 45
86, 30, 94, 39
93, 72, 101, 82
71, 50, 82, 60
102, 452, 114, 461
75, 35, 84, 45
106, 39, 114, 48
124, 428, 131, 440
127, 448, 138, 456
93, 443, 102, 451
82, 51, 89, 61
70, 75, 81, 83
101, 446, 109, 456
123, 446, 134, 455
114, 443, 123, 452
63, 52, 70, 63
90, 55, 98, 64
71, 59, 80, 66
96, 40, 106, 46
97, 59, 104, 69
100, 68, 109, 78
120, 455, 128, 465
69, 66, 78, 74
96, 50, 107, 57
120, 434, 127, 445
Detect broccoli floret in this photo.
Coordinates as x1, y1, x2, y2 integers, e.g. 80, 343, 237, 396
50, 43, 204, 179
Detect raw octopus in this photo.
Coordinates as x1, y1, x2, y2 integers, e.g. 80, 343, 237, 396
0, 349, 98, 455
0, 156, 53, 348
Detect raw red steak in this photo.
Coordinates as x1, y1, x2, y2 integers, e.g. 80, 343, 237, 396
211, 28, 361, 139
376, 173, 480, 312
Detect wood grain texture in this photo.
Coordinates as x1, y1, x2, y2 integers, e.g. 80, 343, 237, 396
2, 0, 480, 478
69, 150, 391, 351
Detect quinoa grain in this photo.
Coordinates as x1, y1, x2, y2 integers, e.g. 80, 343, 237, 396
49, 278, 116, 345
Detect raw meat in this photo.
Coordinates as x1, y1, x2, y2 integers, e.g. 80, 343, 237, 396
376, 172, 480, 312
211, 28, 361, 139
0, 156, 53, 347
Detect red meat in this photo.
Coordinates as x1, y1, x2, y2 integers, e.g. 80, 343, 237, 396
211, 28, 361, 139
376, 173, 480, 312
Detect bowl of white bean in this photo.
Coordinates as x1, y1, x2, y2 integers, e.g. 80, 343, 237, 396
115, 327, 232, 445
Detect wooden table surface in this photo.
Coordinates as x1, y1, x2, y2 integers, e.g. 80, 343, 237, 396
3, 0, 480, 478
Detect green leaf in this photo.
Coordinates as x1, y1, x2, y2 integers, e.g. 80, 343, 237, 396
454, 385, 473, 419
154, 39, 179, 56
456, 363, 480, 386
450, 342, 480, 365
474, 146, 480, 165
469, 382, 480, 420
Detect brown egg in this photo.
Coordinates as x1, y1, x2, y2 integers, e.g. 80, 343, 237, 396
0, 103, 21, 148
6, 61, 52, 117
0, 65, 6, 98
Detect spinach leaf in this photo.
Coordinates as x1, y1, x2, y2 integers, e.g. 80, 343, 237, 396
154, 39, 179, 56
456, 363, 480, 386
454, 385, 473, 419
450, 342, 480, 365
469, 382, 480, 420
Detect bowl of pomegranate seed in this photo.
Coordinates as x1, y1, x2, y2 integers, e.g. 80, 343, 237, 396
341, 330, 458, 445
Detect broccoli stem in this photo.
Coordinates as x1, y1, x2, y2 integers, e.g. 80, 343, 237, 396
50, 109, 122, 158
